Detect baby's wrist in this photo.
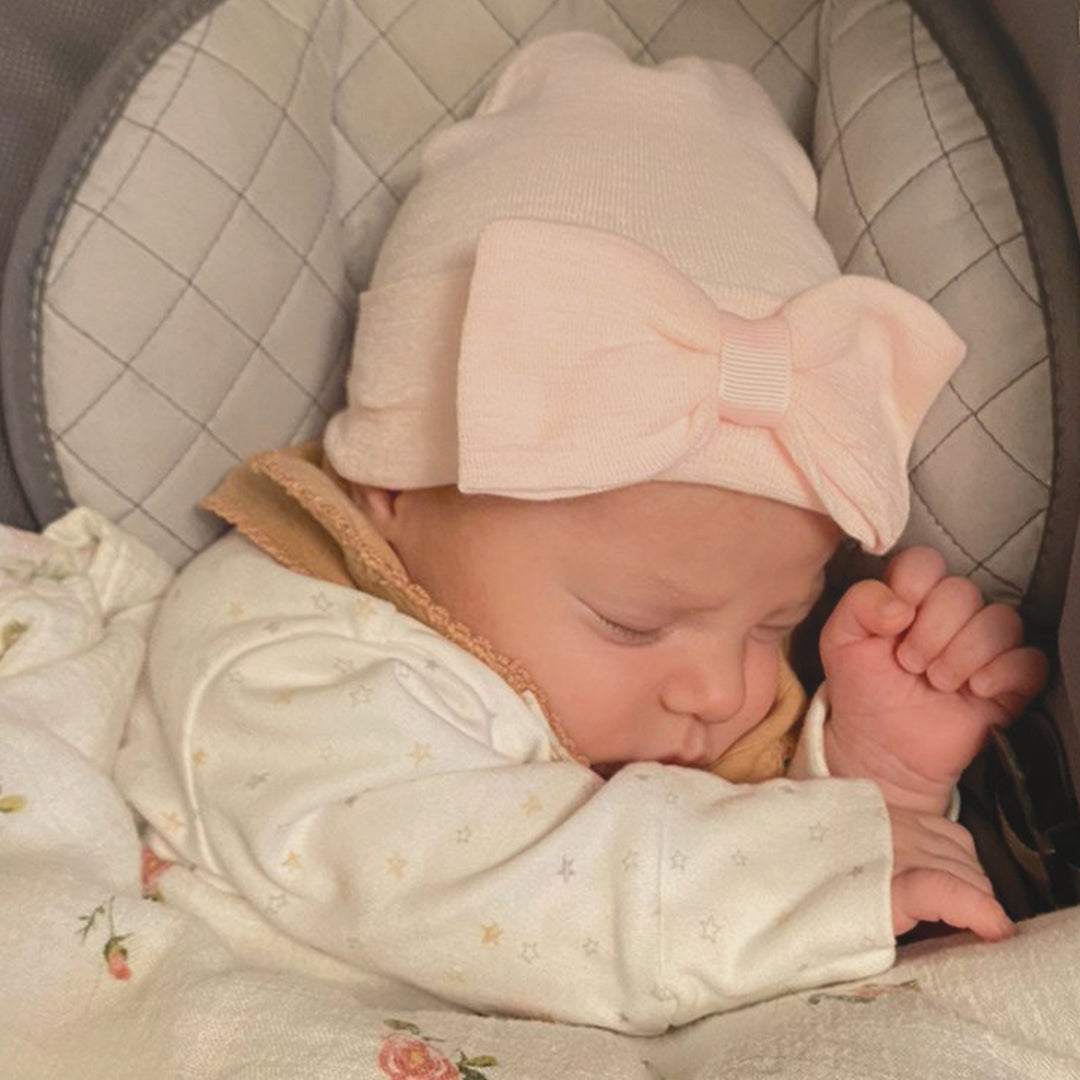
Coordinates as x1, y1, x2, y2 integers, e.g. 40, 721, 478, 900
822, 722, 953, 816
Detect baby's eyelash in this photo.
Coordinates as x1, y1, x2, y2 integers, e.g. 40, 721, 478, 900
595, 612, 659, 643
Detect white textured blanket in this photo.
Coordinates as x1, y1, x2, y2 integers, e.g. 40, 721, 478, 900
2, 510, 1079, 1079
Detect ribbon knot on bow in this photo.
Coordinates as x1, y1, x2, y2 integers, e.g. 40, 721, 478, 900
714, 314, 791, 427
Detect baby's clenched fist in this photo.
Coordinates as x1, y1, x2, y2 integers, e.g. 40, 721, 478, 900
820, 546, 1047, 815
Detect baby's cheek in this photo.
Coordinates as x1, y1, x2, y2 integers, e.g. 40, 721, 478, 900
743, 647, 783, 725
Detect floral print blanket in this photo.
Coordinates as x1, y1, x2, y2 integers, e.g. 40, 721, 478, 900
2, 509, 1080, 1080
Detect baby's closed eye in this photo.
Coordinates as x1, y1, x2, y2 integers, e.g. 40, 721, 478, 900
591, 609, 665, 645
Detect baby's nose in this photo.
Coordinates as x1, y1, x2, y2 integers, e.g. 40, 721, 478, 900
662, 651, 747, 724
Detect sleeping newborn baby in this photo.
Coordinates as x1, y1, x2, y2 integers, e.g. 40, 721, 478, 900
116, 33, 1045, 1033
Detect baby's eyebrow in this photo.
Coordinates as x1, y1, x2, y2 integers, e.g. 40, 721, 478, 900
635, 575, 729, 612
766, 581, 826, 620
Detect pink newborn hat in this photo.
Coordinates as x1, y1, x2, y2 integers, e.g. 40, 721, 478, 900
324, 32, 965, 554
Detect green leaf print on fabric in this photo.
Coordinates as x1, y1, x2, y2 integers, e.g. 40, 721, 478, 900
0, 784, 26, 813
807, 979, 920, 1005
0, 619, 28, 656
77, 896, 133, 981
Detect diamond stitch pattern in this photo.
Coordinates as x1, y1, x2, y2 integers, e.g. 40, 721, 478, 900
36, 0, 1048, 589
816, 0, 1050, 601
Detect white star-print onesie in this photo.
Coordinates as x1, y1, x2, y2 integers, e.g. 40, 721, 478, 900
116, 531, 895, 1034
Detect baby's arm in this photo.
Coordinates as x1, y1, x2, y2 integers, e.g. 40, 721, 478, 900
802, 547, 1045, 938
792, 690, 1013, 941
134, 536, 897, 1034
886, 802, 1012, 938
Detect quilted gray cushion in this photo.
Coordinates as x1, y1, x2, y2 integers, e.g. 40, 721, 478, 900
9, 0, 1051, 597
27, 0, 823, 564
816, 0, 1050, 603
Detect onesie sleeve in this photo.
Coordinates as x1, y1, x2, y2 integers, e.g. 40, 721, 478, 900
131, 535, 895, 1034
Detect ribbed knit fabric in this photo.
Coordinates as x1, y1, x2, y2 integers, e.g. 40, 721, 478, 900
324, 32, 964, 553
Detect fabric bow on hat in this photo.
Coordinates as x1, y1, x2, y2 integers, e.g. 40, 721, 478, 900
454, 219, 965, 553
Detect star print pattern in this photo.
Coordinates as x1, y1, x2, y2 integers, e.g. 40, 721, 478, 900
407, 743, 432, 766
128, 570, 896, 1031
349, 685, 373, 705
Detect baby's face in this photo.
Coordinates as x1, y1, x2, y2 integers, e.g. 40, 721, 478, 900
364, 482, 840, 768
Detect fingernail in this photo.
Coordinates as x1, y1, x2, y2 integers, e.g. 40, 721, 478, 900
882, 600, 907, 619
927, 661, 960, 692
969, 671, 992, 696
897, 644, 924, 673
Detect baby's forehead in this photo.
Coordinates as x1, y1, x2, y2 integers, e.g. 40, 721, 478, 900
502, 482, 839, 597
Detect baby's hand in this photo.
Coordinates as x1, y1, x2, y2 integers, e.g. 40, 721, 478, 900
821, 547, 1047, 814
888, 805, 1013, 939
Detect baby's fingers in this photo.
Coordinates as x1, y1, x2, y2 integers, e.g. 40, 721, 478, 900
923, 603, 1024, 693
895, 576, 983, 675
892, 869, 1014, 941
969, 646, 1049, 708
820, 579, 914, 654
884, 546, 947, 607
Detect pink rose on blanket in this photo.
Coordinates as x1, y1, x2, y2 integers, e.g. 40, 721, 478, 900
78, 897, 134, 982
140, 845, 172, 900
377, 1033, 459, 1080
104, 937, 132, 981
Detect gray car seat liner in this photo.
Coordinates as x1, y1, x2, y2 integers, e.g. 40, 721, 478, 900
0, 0, 166, 529
904, 0, 1080, 919
2, 0, 224, 532
909, 0, 1080, 646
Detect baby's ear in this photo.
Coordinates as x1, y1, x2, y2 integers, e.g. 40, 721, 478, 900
351, 484, 401, 537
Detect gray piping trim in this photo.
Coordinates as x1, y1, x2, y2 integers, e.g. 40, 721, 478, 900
907, 0, 1080, 646
0, 0, 228, 527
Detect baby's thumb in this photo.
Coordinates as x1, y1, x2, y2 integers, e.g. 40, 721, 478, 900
821, 579, 914, 655
892, 869, 1014, 941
